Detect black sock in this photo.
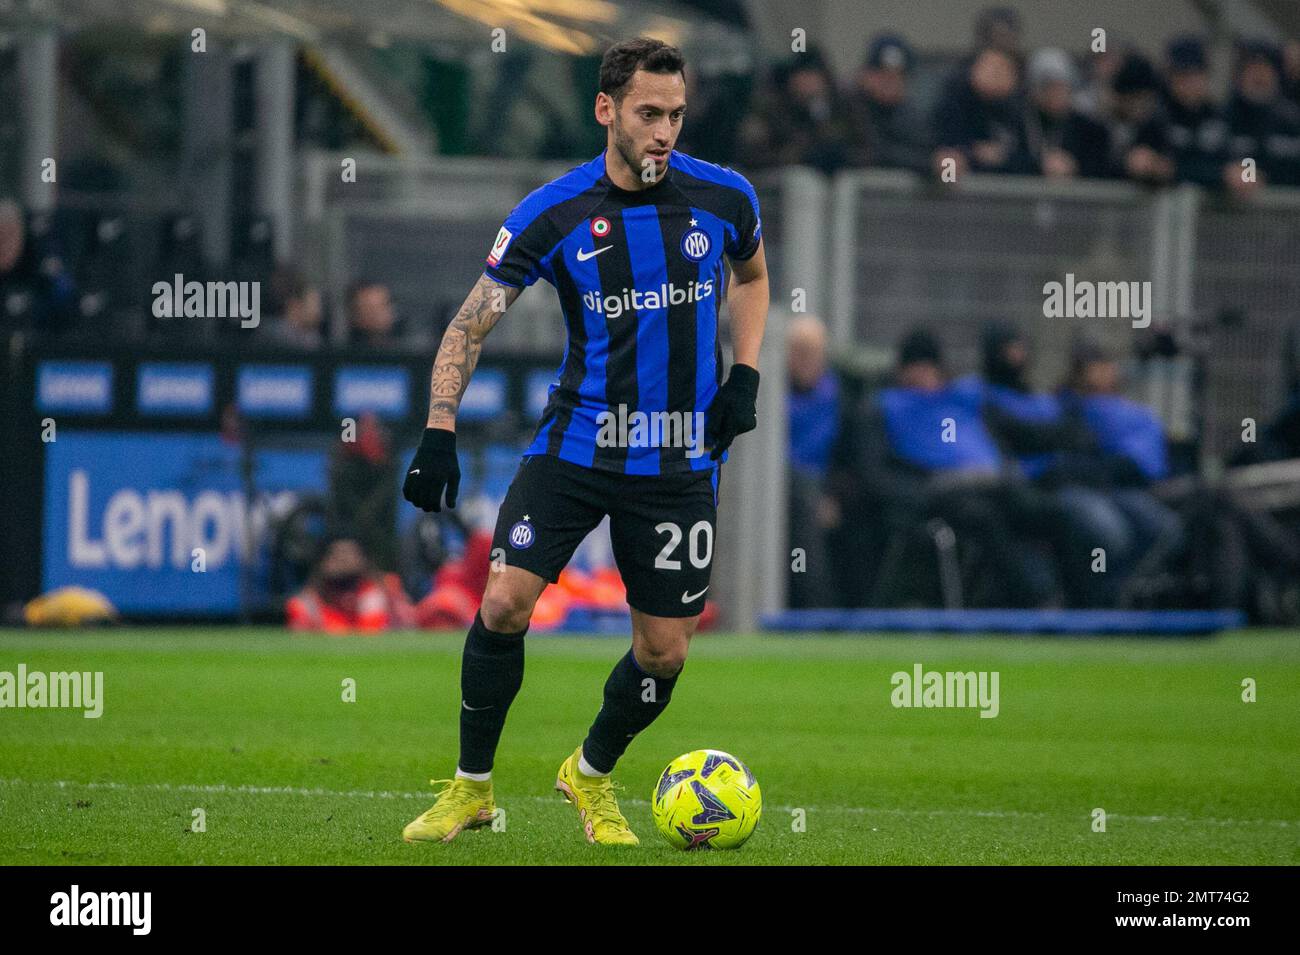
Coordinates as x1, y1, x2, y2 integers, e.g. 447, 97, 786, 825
457, 612, 526, 774
582, 649, 680, 775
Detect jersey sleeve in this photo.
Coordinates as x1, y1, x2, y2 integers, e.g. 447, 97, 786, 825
725, 172, 763, 262
483, 202, 553, 288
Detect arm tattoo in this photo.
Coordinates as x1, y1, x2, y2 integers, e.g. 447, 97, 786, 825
427, 275, 518, 428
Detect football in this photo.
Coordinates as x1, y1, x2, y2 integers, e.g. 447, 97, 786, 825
651, 749, 762, 850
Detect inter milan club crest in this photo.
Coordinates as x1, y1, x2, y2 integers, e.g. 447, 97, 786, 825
509, 517, 535, 549
681, 227, 710, 262
590, 217, 611, 238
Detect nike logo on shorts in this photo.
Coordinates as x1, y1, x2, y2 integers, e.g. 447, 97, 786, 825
681, 587, 709, 603
462, 701, 493, 711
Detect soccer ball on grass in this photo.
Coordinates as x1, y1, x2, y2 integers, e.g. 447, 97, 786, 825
651, 749, 761, 850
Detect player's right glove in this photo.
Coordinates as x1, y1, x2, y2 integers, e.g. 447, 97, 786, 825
403, 427, 460, 512
705, 363, 760, 461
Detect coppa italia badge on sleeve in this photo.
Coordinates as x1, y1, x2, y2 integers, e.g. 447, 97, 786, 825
487, 226, 513, 267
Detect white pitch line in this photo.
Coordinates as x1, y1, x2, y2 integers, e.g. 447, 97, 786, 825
0, 778, 1292, 828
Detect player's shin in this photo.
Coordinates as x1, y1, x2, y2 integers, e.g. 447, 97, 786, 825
580, 648, 680, 775
457, 611, 527, 776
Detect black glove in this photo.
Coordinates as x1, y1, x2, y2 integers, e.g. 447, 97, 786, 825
705, 364, 760, 461
403, 428, 460, 512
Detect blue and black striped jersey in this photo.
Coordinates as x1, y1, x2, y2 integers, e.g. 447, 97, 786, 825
483, 150, 762, 475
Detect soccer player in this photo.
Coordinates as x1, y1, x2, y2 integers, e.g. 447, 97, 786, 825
400, 37, 768, 846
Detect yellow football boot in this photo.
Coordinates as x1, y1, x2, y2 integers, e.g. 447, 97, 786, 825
555, 747, 639, 846
402, 777, 496, 844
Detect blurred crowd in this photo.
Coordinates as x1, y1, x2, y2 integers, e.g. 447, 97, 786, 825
0, 196, 423, 351
733, 8, 1300, 195
786, 314, 1300, 620
8, 7, 1300, 348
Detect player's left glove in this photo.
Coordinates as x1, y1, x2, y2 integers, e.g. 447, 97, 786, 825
705, 363, 760, 461
403, 427, 460, 512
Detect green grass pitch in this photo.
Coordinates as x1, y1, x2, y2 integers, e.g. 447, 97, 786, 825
1, 628, 1296, 865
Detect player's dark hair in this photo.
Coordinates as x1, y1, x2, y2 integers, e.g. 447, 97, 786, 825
599, 37, 686, 103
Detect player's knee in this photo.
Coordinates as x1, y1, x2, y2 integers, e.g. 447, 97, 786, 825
479, 584, 536, 633
636, 640, 688, 678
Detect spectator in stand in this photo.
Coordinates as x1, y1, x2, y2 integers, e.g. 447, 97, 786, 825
1074, 42, 1126, 120
413, 526, 495, 630
738, 47, 860, 174
965, 323, 1168, 608
1223, 40, 1300, 193
347, 279, 402, 349
786, 315, 841, 607
329, 411, 399, 573
932, 47, 1035, 178
845, 34, 932, 173
964, 322, 1079, 483
1062, 340, 1172, 486
836, 328, 1061, 608
1107, 52, 1175, 185
261, 268, 324, 350
0, 199, 77, 335
1024, 48, 1113, 179
1144, 36, 1229, 188
674, 61, 754, 167
974, 6, 1025, 69
1050, 339, 1182, 600
286, 533, 415, 634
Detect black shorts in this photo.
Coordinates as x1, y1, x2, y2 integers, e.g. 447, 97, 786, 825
490, 453, 720, 618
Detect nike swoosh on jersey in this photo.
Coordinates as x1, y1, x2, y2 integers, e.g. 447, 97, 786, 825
575, 245, 612, 261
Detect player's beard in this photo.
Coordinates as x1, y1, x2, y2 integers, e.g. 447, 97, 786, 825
612, 114, 664, 184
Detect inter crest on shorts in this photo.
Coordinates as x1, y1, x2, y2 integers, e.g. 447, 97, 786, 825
509, 519, 535, 549
681, 228, 710, 262
591, 216, 611, 238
